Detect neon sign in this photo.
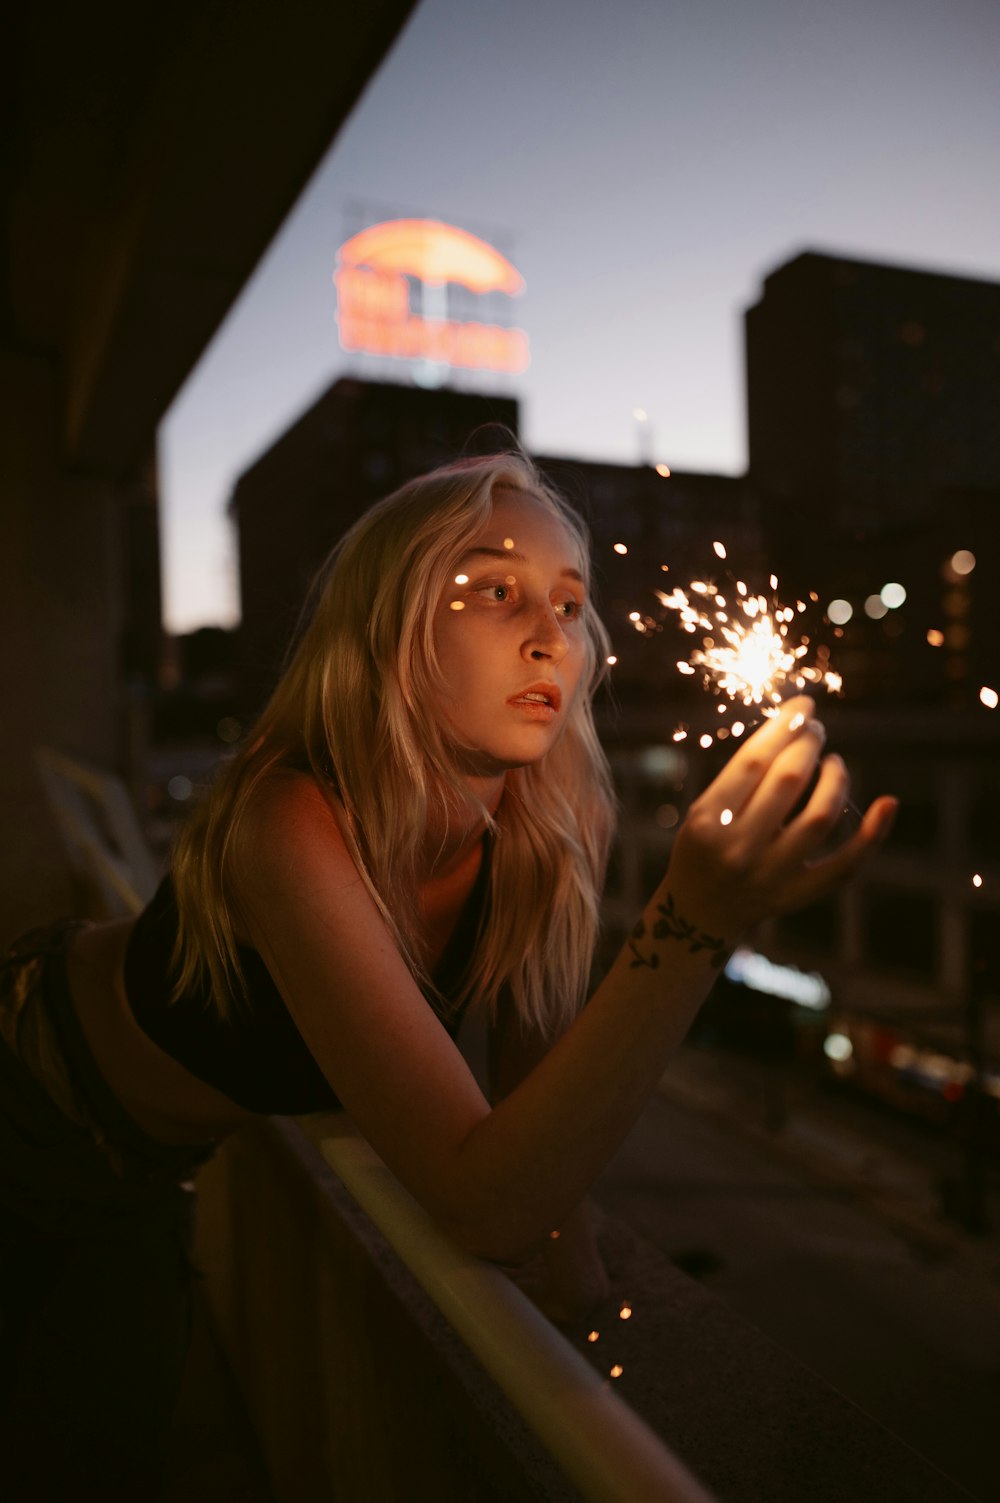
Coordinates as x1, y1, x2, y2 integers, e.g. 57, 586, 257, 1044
334, 219, 530, 374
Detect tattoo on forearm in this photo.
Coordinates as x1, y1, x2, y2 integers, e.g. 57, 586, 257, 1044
627, 893, 729, 971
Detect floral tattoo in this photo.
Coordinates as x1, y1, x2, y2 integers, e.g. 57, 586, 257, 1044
627, 892, 729, 971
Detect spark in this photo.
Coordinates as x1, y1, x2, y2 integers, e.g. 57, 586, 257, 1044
699, 733, 713, 749
606, 655, 618, 666
449, 601, 465, 611
927, 628, 944, 647
656, 576, 843, 712
614, 542, 629, 555
655, 463, 672, 478
454, 573, 469, 584
587, 1330, 600, 1343
980, 686, 998, 709
972, 873, 983, 889
712, 541, 727, 560
609, 1364, 624, 1379
720, 809, 733, 826
619, 1303, 633, 1320
549, 1229, 560, 1240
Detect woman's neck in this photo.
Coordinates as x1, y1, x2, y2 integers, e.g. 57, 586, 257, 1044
421, 773, 504, 882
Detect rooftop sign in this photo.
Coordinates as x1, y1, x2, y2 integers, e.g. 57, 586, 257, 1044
334, 218, 529, 374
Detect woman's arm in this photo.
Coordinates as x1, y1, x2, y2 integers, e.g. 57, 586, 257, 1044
232, 697, 896, 1263
488, 1002, 609, 1320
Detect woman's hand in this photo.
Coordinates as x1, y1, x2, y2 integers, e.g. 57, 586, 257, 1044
664, 696, 898, 947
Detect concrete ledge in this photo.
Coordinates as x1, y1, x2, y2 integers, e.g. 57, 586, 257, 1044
197, 1116, 976, 1502
584, 1214, 976, 1503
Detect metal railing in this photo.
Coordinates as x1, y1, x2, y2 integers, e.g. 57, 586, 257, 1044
300, 1114, 716, 1503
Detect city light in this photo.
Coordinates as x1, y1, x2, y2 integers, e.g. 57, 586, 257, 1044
827, 599, 853, 625
824, 1032, 854, 1062
950, 549, 976, 576
880, 582, 907, 609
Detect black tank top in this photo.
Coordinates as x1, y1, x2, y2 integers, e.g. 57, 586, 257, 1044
123, 856, 488, 1115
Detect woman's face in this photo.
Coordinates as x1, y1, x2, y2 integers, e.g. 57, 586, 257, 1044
431, 488, 590, 780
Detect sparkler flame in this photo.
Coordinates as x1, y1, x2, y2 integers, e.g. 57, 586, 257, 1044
655, 576, 843, 711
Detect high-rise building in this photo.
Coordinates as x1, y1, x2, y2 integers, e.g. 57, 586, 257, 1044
746, 250, 1000, 535
746, 251, 1000, 702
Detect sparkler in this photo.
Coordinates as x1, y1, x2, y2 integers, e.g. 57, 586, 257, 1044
651, 548, 842, 718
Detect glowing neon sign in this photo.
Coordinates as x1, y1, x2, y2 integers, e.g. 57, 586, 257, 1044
334, 219, 530, 374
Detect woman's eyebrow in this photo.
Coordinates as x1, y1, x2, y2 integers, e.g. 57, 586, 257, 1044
460, 546, 585, 584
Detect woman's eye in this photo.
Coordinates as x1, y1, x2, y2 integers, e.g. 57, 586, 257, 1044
475, 582, 511, 603
556, 598, 583, 620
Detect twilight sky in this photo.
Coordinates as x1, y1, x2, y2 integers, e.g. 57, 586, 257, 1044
159, 0, 1000, 632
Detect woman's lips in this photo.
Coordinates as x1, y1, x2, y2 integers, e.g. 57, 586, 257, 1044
508, 683, 561, 717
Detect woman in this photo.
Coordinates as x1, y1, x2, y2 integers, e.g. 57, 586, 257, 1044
1, 449, 897, 1495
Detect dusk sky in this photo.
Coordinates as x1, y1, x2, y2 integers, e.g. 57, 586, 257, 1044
159, 0, 1000, 632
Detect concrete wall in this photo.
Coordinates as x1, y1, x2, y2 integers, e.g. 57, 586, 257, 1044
0, 351, 125, 941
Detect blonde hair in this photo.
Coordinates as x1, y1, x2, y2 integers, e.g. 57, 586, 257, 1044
170, 449, 617, 1037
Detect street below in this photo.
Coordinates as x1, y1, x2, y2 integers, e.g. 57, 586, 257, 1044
595, 1044, 1000, 1503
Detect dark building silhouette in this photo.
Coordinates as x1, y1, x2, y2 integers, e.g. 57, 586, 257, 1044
230, 378, 518, 710
747, 251, 1000, 703
747, 250, 1000, 532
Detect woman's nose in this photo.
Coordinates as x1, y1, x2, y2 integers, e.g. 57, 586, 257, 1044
522, 603, 569, 662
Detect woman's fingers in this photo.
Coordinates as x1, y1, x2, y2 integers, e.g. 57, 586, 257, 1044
700, 696, 819, 819
766, 751, 851, 865
733, 720, 829, 843
775, 794, 899, 910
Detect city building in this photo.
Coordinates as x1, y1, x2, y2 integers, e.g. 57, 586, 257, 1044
230, 377, 519, 711
746, 251, 1000, 702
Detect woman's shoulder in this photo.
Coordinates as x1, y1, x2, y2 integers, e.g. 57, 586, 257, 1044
230, 767, 359, 898
239, 766, 343, 844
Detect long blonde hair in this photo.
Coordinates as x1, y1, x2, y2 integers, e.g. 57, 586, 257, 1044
170, 449, 617, 1036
